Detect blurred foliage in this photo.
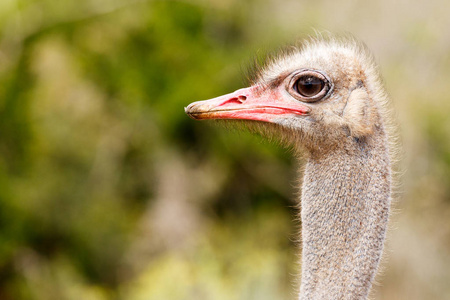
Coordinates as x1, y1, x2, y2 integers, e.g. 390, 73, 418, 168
0, 0, 449, 299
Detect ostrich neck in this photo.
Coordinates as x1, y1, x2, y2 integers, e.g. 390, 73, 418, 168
299, 135, 391, 300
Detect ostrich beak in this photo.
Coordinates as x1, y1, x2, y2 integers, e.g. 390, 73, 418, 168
185, 85, 310, 123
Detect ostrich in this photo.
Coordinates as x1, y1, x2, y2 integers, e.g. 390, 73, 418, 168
185, 36, 393, 300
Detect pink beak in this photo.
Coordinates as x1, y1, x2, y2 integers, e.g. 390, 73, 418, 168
185, 85, 310, 123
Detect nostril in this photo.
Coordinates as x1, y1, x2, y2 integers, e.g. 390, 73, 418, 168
238, 95, 247, 102
219, 96, 247, 107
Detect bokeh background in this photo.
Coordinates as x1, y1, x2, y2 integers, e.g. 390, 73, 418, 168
1, 0, 450, 299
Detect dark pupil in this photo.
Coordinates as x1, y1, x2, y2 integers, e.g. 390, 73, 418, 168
296, 75, 324, 97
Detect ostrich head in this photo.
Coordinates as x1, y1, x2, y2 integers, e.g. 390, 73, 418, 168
185, 37, 387, 155
185, 36, 393, 299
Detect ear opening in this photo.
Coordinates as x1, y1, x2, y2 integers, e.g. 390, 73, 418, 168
342, 87, 377, 137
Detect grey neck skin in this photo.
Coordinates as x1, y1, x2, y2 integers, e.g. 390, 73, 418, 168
298, 133, 391, 300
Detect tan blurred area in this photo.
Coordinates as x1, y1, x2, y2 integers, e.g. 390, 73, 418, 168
0, 0, 449, 299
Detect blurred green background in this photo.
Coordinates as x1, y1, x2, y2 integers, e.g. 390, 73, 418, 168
0, 0, 450, 299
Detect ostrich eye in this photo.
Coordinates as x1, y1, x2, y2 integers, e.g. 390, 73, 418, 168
294, 75, 325, 97
288, 70, 330, 102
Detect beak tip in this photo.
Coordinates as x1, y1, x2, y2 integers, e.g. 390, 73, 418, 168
185, 103, 200, 120
185, 103, 195, 114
